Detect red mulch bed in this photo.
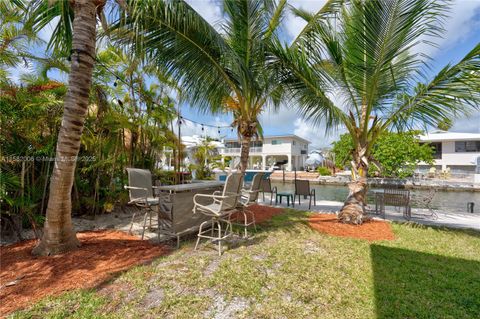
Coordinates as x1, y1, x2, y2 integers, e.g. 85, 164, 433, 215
230, 204, 284, 224
308, 213, 395, 241
0, 230, 170, 317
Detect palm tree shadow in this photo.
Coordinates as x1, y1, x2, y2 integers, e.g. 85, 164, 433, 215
370, 245, 480, 318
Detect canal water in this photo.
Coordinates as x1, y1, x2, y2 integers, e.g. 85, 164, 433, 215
271, 182, 480, 213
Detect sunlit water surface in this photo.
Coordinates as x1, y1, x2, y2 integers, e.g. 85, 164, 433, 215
271, 182, 480, 213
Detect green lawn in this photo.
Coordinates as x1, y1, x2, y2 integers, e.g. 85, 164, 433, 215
11, 210, 480, 319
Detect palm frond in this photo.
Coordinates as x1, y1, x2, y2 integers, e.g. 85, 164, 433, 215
384, 42, 480, 130
270, 40, 350, 132
341, 0, 449, 115
26, 0, 74, 56
291, 0, 345, 45
111, 0, 236, 113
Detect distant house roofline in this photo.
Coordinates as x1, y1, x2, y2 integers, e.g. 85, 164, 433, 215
223, 134, 311, 144
419, 131, 480, 142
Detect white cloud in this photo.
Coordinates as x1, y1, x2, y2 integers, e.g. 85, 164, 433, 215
38, 17, 59, 43
177, 1, 480, 140
294, 118, 346, 149
408, 0, 480, 58
284, 0, 327, 40
451, 112, 480, 133
185, 0, 224, 30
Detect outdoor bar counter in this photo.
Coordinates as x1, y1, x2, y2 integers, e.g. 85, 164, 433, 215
155, 180, 225, 246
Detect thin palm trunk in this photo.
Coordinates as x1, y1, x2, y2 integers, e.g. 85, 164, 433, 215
239, 135, 251, 173
338, 143, 369, 224
33, 0, 99, 256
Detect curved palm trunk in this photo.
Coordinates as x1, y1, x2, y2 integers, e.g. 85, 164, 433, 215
338, 146, 369, 224
239, 135, 251, 173
33, 0, 99, 256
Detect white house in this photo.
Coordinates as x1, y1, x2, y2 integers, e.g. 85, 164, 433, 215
219, 134, 310, 171
419, 131, 480, 174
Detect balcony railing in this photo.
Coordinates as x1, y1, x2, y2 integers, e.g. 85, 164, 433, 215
221, 147, 263, 154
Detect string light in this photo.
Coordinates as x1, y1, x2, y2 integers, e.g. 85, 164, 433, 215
94, 58, 233, 131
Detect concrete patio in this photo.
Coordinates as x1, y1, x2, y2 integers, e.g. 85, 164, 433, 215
256, 195, 480, 231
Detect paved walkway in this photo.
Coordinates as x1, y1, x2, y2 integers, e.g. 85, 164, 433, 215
257, 195, 480, 231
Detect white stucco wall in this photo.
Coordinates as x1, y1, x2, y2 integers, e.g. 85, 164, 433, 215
434, 141, 480, 168
219, 135, 310, 171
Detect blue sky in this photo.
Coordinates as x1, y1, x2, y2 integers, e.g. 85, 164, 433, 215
9, 0, 480, 149
179, 0, 480, 148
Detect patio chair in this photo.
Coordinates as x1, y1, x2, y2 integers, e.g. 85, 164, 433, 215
384, 188, 410, 219
408, 189, 438, 220
124, 168, 169, 240
260, 178, 277, 205
230, 172, 264, 238
192, 172, 243, 255
294, 179, 316, 209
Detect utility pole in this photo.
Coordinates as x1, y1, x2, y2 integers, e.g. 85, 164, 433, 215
177, 106, 181, 184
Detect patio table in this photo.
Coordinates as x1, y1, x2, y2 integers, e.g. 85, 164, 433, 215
276, 192, 294, 207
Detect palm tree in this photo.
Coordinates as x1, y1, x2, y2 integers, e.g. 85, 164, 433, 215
25, 0, 169, 255
111, 0, 286, 172
23, 0, 106, 255
275, 0, 480, 224
0, 0, 38, 81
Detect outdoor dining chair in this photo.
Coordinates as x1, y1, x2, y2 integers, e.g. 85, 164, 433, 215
260, 177, 277, 205
192, 172, 243, 255
230, 172, 264, 238
294, 179, 316, 209
124, 168, 169, 240
372, 188, 411, 219
408, 188, 438, 220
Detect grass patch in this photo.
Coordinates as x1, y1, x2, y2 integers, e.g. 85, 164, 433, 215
10, 209, 480, 319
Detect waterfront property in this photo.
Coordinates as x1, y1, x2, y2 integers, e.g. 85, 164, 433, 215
419, 130, 480, 174
220, 134, 310, 171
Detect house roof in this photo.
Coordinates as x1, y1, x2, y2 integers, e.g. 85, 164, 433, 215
419, 130, 480, 142
224, 134, 311, 144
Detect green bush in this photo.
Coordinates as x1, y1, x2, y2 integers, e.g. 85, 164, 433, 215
317, 166, 331, 176
332, 131, 434, 178
154, 170, 176, 185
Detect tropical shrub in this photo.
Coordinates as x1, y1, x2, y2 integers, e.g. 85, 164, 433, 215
317, 166, 332, 176
332, 132, 434, 178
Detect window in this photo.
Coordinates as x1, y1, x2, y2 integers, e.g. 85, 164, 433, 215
226, 141, 240, 148
249, 141, 263, 147
429, 142, 442, 159
455, 141, 480, 152
272, 140, 282, 145
293, 141, 296, 145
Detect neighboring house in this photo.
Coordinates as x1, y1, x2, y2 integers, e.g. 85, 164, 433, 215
219, 135, 310, 171
419, 131, 480, 174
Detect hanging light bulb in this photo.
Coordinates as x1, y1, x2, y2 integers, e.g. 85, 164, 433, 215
217, 126, 220, 134
201, 125, 204, 131
113, 77, 119, 87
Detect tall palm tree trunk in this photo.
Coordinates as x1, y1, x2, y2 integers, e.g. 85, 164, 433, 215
33, 0, 99, 256
338, 145, 369, 224
239, 135, 251, 173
